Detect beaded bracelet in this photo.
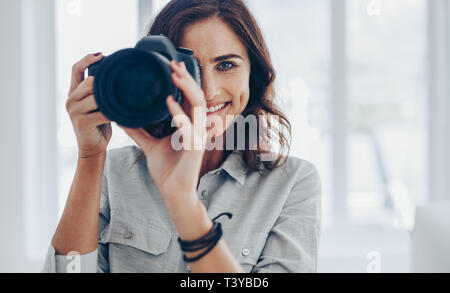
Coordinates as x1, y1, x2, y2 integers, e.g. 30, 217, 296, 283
177, 212, 232, 263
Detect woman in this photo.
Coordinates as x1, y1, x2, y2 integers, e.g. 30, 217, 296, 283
42, 0, 321, 273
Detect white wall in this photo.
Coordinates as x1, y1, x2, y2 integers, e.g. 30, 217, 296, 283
0, 0, 26, 273
0, 0, 57, 272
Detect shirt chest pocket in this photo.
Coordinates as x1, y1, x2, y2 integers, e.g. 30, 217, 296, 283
99, 212, 172, 272
227, 231, 268, 273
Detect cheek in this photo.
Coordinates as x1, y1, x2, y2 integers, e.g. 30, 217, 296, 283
231, 83, 250, 116
239, 87, 250, 113
225, 75, 250, 114
218, 81, 249, 132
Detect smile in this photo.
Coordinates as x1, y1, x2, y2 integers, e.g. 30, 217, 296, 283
206, 102, 231, 114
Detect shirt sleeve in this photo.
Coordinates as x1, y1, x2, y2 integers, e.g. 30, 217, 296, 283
96, 170, 111, 273
41, 162, 111, 273
252, 162, 322, 273
40, 244, 98, 273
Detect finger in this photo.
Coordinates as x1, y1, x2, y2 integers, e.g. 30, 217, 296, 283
84, 111, 111, 127
169, 61, 206, 109
119, 126, 159, 153
167, 95, 192, 131
69, 95, 98, 116
166, 95, 201, 135
69, 52, 103, 93
167, 95, 201, 150
166, 95, 189, 123
68, 76, 95, 103
170, 62, 207, 128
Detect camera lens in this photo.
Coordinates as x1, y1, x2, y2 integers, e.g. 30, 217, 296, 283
93, 48, 175, 128
114, 62, 164, 112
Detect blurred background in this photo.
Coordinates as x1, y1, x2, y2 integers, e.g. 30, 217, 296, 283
0, 0, 449, 273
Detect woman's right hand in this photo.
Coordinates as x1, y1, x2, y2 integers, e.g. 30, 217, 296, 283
66, 53, 112, 159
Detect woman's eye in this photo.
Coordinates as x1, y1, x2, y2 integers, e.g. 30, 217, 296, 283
217, 61, 236, 72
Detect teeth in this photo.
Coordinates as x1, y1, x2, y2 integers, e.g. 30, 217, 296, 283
206, 103, 227, 113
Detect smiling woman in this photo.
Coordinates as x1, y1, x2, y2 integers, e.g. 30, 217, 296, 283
42, 0, 321, 273
148, 0, 292, 173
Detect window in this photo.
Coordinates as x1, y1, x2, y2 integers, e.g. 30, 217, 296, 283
329, 0, 428, 273
247, 0, 428, 272
347, 0, 427, 230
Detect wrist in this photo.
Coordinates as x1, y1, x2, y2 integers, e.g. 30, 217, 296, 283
77, 151, 106, 173
78, 150, 106, 163
171, 199, 213, 241
162, 189, 197, 212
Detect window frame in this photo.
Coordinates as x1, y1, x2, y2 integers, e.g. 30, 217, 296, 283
330, 0, 349, 227
22, 0, 58, 262
427, 0, 450, 203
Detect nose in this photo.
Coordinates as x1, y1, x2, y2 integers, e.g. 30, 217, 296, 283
201, 70, 219, 102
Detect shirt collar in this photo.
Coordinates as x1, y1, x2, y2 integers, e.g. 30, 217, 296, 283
220, 151, 247, 186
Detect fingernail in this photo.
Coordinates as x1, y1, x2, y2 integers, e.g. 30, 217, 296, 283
94, 52, 102, 56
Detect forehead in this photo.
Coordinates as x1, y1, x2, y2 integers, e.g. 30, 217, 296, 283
181, 17, 248, 61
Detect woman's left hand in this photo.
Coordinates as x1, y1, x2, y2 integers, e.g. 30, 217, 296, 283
120, 60, 207, 212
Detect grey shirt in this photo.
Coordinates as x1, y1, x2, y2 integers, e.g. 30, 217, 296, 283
41, 146, 322, 273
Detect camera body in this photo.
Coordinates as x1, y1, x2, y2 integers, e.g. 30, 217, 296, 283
88, 35, 201, 138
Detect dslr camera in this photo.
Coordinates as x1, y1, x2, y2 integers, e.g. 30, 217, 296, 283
88, 35, 201, 138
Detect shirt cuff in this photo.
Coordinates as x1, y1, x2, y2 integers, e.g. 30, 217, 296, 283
41, 244, 98, 273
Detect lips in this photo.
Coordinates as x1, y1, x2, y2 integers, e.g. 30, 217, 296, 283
206, 102, 231, 114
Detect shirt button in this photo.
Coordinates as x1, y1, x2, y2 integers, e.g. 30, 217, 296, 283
187, 265, 192, 273
124, 231, 133, 239
242, 248, 250, 256
201, 190, 208, 198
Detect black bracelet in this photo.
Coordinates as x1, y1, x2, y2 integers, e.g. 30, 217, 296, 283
177, 212, 232, 263
178, 222, 221, 252
182, 226, 223, 263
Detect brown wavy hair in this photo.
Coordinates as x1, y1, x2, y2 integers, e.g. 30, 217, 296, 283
141, 0, 291, 173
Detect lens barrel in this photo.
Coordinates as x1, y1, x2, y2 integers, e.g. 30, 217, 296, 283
92, 48, 177, 128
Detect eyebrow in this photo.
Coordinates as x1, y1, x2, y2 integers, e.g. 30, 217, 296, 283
211, 54, 244, 63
